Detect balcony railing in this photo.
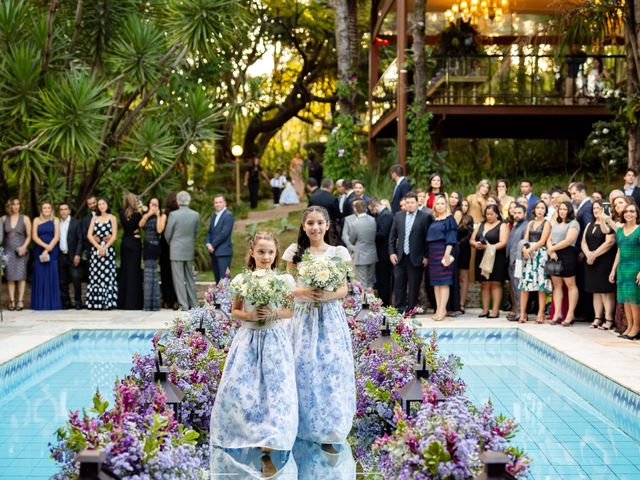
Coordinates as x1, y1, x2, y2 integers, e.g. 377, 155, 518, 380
370, 53, 626, 125
426, 54, 626, 106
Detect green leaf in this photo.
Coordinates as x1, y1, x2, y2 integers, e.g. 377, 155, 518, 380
89, 389, 109, 415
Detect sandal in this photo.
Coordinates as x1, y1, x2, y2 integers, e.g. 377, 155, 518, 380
535, 315, 545, 324
599, 320, 614, 331
591, 317, 604, 328
8, 300, 15, 311
561, 319, 574, 327
550, 317, 563, 325
16, 301, 24, 311
518, 315, 528, 324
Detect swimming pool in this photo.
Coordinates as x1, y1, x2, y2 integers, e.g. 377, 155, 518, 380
0, 330, 155, 479
434, 329, 640, 480
1, 328, 639, 479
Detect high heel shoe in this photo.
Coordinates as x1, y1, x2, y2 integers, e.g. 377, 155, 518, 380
628, 332, 640, 340
590, 317, 603, 328
8, 300, 15, 311
16, 300, 24, 311
599, 320, 614, 331
550, 317, 563, 325
478, 312, 489, 318
561, 319, 574, 327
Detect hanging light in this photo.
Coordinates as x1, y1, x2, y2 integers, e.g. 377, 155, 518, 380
283, 140, 291, 151
445, 0, 509, 24
312, 119, 323, 132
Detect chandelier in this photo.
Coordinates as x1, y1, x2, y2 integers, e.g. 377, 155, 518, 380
444, 0, 510, 24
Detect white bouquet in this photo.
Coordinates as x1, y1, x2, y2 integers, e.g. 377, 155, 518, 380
230, 268, 292, 325
297, 251, 352, 306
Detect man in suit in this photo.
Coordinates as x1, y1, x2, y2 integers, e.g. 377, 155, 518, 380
342, 200, 377, 289
370, 198, 394, 305
58, 202, 84, 309
165, 191, 200, 310
520, 180, 539, 215
390, 164, 412, 214
80, 195, 97, 282
342, 179, 356, 218
309, 178, 341, 227
307, 152, 323, 186
205, 194, 234, 284
623, 168, 640, 205
569, 182, 594, 322
506, 204, 528, 321
388, 191, 429, 312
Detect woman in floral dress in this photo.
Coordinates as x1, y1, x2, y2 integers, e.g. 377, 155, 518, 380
283, 206, 355, 446
210, 232, 298, 450
519, 200, 552, 323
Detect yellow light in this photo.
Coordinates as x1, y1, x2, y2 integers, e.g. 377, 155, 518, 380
283, 140, 291, 151
483, 96, 496, 106
231, 145, 243, 157
319, 135, 328, 143
460, 1, 468, 10
312, 119, 323, 132
452, 4, 459, 13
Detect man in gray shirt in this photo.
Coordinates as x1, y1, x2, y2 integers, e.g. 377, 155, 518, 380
164, 191, 200, 310
507, 204, 528, 321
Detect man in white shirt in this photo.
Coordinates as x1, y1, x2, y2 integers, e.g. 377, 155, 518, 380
58, 203, 84, 309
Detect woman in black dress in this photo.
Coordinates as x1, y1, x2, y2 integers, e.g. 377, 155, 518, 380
139, 197, 167, 311
456, 198, 475, 312
581, 200, 617, 330
243, 156, 270, 209
160, 192, 178, 309
471, 204, 509, 318
118, 192, 143, 309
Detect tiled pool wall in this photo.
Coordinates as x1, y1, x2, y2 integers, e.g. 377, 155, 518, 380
0, 330, 156, 399
427, 328, 640, 443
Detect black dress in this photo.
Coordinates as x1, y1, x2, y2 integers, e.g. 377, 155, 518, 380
118, 211, 143, 309
247, 166, 261, 209
474, 221, 507, 282
159, 211, 177, 308
584, 222, 616, 294
457, 216, 474, 269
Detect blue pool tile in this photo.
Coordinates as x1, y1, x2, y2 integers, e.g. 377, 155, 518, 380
609, 464, 640, 474
554, 465, 587, 475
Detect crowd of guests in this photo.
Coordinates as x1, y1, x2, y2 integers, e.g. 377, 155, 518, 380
305, 165, 640, 339
1, 191, 235, 313
2, 164, 639, 340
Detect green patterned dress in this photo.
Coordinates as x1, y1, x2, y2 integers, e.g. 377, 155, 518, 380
615, 226, 640, 304
519, 220, 551, 293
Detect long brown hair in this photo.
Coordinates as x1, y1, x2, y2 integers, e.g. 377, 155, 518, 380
122, 192, 139, 220
246, 231, 280, 271
293, 206, 334, 264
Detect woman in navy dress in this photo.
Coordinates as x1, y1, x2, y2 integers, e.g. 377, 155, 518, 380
427, 195, 458, 321
31, 201, 61, 310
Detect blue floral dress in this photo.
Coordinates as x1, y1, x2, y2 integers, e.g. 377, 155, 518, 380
209, 272, 298, 450
282, 244, 356, 444
209, 446, 298, 478
292, 438, 356, 479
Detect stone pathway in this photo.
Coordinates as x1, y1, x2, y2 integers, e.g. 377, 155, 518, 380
234, 203, 306, 230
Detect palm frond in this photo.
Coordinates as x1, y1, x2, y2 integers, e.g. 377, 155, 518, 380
0, 43, 42, 121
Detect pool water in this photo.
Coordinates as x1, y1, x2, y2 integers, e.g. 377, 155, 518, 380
435, 329, 640, 480
0, 330, 154, 479
1, 328, 639, 479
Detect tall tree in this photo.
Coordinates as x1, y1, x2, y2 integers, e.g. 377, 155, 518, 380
331, 0, 357, 115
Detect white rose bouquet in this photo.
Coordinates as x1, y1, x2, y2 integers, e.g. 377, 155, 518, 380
297, 251, 352, 307
230, 269, 292, 325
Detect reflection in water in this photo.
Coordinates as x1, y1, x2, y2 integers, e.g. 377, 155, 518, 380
209, 440, 357, 479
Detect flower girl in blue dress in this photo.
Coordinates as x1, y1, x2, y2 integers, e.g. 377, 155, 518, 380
282, 206, 356, 445
210, 232, 298, 451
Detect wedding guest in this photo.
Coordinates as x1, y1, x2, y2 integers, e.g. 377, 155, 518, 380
426, 173, 446, 209
609, 203, 640, 339
80, 195, 97, 286
139, 197, 166, 311
467, 179, 491, 223
471, 204, 508, 318
205, 194, 234, 284
307, 152, 323, 186
570, 182, 595, 322
520, 179, 539, 214
416, 188, 427, 211
210, 232, 297, 450
118, 192, 143, 310
160, 192, 179, 309
622, 168, 640, 205
2, 198, 31, 311
519, 201, 552, 323
506, 204, 527, 321
496, 179, 515, 220
390, 164, 412, 214
165, 191, 200, 310
426, 195, 457, 320
370, 198, 393, 305
547, 201, 580, 326
389, 192, 429, 313
336, 179, 347, 216
290, 152, 305, 198
341, 180, 355, 218
58, 202, 83, 309
457, 199, 475, 312
308, 179, 341, 228
283, 206, 355, 444
446, 192, 465, 315
86, 198, 118, 310
31, 201, 61, 310
352, 180, 370, 207
244, 156, 270, 209
342, 199, 377, 289
582, 200, 617, 330
270, 169, 285, 206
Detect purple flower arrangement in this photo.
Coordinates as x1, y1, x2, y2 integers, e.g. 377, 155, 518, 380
49, 376, 206, 479
373, 386, 530, 479
204, 271, 233, 315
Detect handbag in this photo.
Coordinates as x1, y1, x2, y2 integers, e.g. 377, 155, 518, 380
40, 251, 50, 263
545, 259, 563, 276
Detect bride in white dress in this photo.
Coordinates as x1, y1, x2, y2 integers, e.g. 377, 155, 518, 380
279, 175, 300, 205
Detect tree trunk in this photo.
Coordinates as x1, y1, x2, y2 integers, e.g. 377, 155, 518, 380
627, 0, 640, 171
412, 0, 427, 113
332, 0, 356, 115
